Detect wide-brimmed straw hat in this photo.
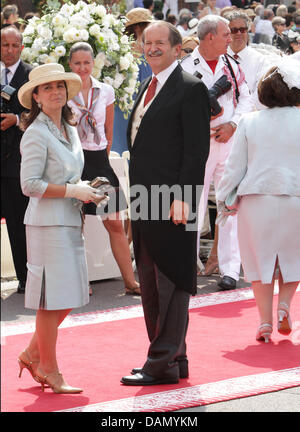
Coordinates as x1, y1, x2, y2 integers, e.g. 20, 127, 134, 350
125, 7, 153, 28
18, 63, 82, 109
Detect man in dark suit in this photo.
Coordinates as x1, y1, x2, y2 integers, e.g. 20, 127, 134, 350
121, 21, 210, 386
1, 26, 32, 293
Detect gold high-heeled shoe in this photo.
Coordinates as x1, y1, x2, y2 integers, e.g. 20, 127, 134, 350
256, 323, 273, 343
18, 349, 40, 382
35, 368, 83, 394
199, 255, 219, 276
277, 302, 292, 335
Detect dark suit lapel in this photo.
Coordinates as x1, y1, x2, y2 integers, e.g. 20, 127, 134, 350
131, 64, 182, 151
10, 61, 28, 88
142, 64, 181, 123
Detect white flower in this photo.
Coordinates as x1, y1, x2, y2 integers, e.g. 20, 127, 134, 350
114, 72, 125, 89
103, 76, 114, 86
32, 37, 45, 52
74, 1, 88, 12
119, 56, 130, 71
129, 78, 136, 89
69, 13, 90, 29
21, 47, 35, 62
89, 24, 101, 37
38, 53, 50, 63
124, 86, 135, 95
94, 52, 106, 69
44, 55, 57, 64
54, 45, 66, 57
120, 35, 129, 45
23, 36, 32, 44
125, 52, 134, 63
23, 25, 35, 36
94, 5, 106, 18
54, 26, 65, 38
102, 14, 116, 28
131, 62, 139, 73
63, 28, 77, 43
37, 24, 53, 40
60, 3, 74, 17
52, 13, 68, 27
80, 29, 89, 41
111, 42, 120, 52
92, 66, 101, 79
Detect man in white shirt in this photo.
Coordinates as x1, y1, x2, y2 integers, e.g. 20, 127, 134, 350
227, 10, 270, 109
253, 9, 275, 44
162, 0, 179, 19
181, 15, 253, 290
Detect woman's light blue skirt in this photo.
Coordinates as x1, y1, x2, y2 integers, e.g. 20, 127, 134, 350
25, 225, 89, 310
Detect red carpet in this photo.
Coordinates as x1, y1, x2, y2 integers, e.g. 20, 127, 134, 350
1, 288, 300, 412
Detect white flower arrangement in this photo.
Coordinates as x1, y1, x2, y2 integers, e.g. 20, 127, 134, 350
21, 0, 140, 116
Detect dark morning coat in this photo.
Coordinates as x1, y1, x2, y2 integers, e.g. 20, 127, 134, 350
1, 60, 32, 178
127, 64, 210, 295
1, 60, 32, 285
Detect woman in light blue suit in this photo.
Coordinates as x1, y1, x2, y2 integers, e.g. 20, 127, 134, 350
17, 63, 105, 394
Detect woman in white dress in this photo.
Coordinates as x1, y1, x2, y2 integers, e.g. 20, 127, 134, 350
217, 59, 300, 343
17, 64, 105, 393
68, 42, 140, 296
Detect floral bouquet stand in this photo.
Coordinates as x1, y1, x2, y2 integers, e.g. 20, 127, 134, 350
21, 0, 140, 117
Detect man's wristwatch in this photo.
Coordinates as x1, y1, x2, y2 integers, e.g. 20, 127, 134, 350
229, 121, 237, 130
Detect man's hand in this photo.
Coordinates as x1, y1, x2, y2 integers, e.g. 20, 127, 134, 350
0, 113, 17, 131
169, 199, 189, 225
210, 122, 236, 143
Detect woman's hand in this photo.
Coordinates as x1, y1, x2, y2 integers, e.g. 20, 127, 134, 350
65, 182, 100, 203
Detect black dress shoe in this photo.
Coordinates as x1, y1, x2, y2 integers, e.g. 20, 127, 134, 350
218, 275, 237, 290
131, 360, 189, 379
17, 282, 25, 294
121, 371, 179, 386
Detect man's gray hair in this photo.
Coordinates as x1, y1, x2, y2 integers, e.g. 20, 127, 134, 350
224, 10, 251, 28
197, 15, 229, 40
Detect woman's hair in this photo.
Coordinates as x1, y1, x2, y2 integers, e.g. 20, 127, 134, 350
258, 67, 300, 108
2, 4, 18, 20
272, 16, 286, 30
20, 82, 76, 131
276, 4, 288, 17
69, 41, 94, 61
125, 21, 149, 39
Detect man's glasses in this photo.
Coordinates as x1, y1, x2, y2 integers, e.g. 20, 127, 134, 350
181, 48, 194, 54
230, 27, 248, 34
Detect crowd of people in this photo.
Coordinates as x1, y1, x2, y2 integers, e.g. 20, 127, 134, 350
1, 1, 299, 393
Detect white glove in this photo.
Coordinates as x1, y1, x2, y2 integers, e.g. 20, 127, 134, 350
216, 201, 237, 226
65, 182, 99, 203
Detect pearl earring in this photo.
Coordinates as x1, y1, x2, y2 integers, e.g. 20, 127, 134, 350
38, 102, 42, 109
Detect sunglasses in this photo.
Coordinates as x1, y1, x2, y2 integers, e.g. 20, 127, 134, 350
181, 48, 194, 54
230, 27, 248, 34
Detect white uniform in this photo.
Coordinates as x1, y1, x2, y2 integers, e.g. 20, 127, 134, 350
181, 48, 253, 281
227, 46, 269, 110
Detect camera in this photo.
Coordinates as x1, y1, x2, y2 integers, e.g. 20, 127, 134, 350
1, 84, 16, 118
193, 72, 232, 117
